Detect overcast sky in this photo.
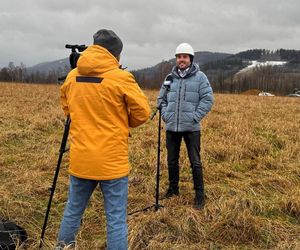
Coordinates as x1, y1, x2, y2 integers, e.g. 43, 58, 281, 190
1, 0, 300, 70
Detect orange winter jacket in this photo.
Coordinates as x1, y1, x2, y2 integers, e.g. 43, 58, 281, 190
60, 45, 150, 180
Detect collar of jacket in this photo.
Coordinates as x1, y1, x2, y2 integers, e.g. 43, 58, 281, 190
178, 66, 190, 78
77, 45, 120, 76
171, 63, 200, 79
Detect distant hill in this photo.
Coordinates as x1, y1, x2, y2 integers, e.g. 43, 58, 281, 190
130, 48, 300, 94
1, 48, 299, 94
26, 58, 70, 76
132, 51, 232, 88
201, 49, 300, 94
26, 51, 231, 76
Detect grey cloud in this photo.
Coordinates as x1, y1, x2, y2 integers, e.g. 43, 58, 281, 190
0, 0, 299, 70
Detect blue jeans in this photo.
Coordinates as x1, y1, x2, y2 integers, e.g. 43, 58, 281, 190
57, 175, 128, 250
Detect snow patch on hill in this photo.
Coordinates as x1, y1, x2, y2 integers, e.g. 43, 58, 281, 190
238, 60, 287, 74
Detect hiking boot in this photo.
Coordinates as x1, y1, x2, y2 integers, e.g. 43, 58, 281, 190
193, 192, 205, 210
163, 187, 179, 199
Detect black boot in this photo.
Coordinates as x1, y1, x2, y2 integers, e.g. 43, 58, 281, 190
194, 191, 205, 210
163, 187, 179, 199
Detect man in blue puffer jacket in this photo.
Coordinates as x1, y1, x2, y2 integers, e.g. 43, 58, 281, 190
158, 42, 214, 209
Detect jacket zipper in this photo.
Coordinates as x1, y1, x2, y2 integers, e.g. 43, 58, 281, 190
176, 79, 183, 132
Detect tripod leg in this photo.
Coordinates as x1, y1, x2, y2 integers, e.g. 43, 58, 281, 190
39, 117, 70, 248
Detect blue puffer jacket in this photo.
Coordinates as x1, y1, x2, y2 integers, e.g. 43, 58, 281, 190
158, 63, 214, 132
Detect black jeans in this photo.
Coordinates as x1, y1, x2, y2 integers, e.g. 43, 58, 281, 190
166, 131, 204, 192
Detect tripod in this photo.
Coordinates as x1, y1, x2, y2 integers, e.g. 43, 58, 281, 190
39, 117, 70, 248
39, 44, 86, 249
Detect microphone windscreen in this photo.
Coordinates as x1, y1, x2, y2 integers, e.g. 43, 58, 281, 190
165, 75, 173, 82
163, 75, 173, 87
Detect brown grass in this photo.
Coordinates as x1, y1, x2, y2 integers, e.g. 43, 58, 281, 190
0, 82, 299, 249
240, 89, 261, 95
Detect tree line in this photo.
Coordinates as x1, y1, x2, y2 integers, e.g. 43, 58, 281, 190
1, 49, 300, 95
132, 49, 300, 95
0, 62, 67, 84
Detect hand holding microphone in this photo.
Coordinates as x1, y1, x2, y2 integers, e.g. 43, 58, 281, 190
151, 75, 173, 120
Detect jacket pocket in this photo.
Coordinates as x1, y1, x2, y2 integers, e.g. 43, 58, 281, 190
181, 112, 195, 123
163, 112, 174, 123
192, 111, 200, 123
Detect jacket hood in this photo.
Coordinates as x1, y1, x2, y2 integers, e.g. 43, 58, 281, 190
171, 63, 200, 79
77, 45, 119, 75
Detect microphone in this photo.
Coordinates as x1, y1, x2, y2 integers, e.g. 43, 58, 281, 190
151, 75, 173, 120
163, 75, 173, 90
159, 75, 173, 104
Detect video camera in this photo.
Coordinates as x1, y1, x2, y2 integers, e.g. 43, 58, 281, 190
58, 44, 87, 82
65, 44, 87, 69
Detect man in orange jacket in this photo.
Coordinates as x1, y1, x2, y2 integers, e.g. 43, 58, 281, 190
56, 29, 150, 250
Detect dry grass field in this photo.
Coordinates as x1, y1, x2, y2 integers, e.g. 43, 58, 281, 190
0, 82, 299, 249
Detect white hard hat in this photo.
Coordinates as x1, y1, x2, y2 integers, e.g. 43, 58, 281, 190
175, 43, 194, 56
